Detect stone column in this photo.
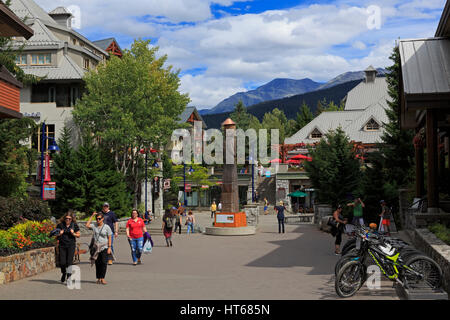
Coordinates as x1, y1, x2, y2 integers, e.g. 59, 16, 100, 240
221, 119, 240, 213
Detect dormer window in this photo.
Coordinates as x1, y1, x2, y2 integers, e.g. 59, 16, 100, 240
310, 128, 323, 139
365, 118, 380, 131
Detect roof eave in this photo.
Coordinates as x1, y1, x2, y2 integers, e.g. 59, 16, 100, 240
0, 2, 34, 39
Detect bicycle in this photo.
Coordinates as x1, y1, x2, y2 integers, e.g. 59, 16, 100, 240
335, 226, 442, 298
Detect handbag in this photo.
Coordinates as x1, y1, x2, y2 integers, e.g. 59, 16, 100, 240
89, 224, 104, 256
327, 216, 338, 228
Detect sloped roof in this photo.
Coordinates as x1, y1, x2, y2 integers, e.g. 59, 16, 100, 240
344, 77, 389, 111
399, 38, 450, 98
178, 106, 207, 128
9, 0, 54, 23
49, 7, 72, 16
92, 38, 117, 50
0, 1, 34, 39
20, 54, 85, 80
285, 110, 362, 144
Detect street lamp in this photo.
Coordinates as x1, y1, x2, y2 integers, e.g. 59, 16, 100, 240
140, 147, 159, 215
40, 122, 59, 200
183, 164, 194, 206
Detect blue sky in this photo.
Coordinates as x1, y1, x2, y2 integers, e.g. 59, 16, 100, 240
35, 0, 446, 109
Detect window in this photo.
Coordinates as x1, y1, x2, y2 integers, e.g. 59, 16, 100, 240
32, 124, 56, 152
48, 87, 56, 102
83, 58, 90, 70
72, 38, 77, 45
70, 87, 79, 106
310, 128, 323, 139
365, 118, 380, 131
31, 53, 51, 65
15, 54, 28, 65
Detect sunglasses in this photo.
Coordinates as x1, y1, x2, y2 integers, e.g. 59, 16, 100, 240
65, 217, 72, 220
96, 217, 104, 221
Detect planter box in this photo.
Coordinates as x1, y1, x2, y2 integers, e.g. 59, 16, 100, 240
407, 229, 450, 296
0, 247, 55, 285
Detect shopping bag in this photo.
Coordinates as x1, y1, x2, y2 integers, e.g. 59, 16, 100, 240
143, 239, 152, 254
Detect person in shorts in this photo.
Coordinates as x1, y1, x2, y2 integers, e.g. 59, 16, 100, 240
379, 200, 392, 235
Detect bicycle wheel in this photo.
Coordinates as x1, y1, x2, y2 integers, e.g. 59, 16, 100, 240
341, 238, 356, 256
335, 260, 366, 298
403, 255, 442, 289
335, 249, 359, 276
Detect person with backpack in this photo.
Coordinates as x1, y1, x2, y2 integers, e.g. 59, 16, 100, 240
330, 205, 347, 255
56, 210, 80, 283
162, 208, 175, 247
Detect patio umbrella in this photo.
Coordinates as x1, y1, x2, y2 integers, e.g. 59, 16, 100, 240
288, 191, 307, 197
269, 158, 282, 163
286, 159, 301, 165
290, 154, 313, 161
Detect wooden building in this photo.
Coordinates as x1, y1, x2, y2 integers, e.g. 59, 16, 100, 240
0, 1, 33, 119
399, 0, 450, 214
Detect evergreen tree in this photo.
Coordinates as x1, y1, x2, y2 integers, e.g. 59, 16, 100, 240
230, 100, 252, 130
295, 101, 314, 131
379, 46, 415, 190
304, 127, 362, 207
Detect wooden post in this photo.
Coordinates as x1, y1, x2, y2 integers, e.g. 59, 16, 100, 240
426, 109, 439, 211
415, 140, 424, 198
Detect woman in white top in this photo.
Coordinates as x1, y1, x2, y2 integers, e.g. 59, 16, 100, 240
87, 212, 112, 285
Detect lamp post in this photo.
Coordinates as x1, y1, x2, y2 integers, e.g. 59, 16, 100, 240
140, 147, 159, 215
40, 122, 59, 200
183, 163, 194, 206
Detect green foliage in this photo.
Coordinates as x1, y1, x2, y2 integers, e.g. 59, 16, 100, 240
304, 127, 362, 207
0, 197, 52, 230
73, 39, 189, 204
0, 118, 36, 198
429, 223, 450, 245
52, 134, 132, 218
230, 100, 252, 130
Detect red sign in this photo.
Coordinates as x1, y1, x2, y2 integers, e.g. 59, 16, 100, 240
43, 182, 56, 200
185, 184, 191, 192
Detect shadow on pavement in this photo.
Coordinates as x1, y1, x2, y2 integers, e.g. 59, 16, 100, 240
245, 225, 338, 276
30, 279, 97, 285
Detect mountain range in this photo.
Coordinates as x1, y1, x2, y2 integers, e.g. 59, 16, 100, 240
199, 68, 387, 115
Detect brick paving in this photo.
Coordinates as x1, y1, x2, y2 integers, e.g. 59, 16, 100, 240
0, 213, 400, 300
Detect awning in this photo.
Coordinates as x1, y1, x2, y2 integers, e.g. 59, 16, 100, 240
288, 191, 307, 197
289, 154, 313, 161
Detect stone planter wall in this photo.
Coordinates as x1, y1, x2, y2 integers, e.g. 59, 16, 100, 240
0, 247, 55, 285
406, 228, 450, 294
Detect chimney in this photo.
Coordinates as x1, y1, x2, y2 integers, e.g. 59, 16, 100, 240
364, 65, 377, 83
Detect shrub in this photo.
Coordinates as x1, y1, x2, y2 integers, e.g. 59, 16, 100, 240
0, 197, 52, 230
429, 223, 450, 245
0, 220, 56, 256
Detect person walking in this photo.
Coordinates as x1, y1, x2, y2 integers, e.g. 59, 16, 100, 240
144, 210, 152, 225
331, 205, 347, 255
211, 201, 217, 219
56, 210, 80, 283
162, 208, 175, 247
87, 212, 112, 285
126, 209, 148, 266
101, 202, 118, 265
186, 210, 195, 234
274, 201, 286, 234
174, 209, 183, 234
379, 200, 392, 235
263, 197, 269, 215
347, 197, 365, 226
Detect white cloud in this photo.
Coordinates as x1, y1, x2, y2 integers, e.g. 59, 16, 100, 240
34, 0, 445, 109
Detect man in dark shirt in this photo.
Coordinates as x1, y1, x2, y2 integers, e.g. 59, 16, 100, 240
274, 201, 286, 234
101, 202, 118, 264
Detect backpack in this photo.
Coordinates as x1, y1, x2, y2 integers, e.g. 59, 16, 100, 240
165, 216, 173, 229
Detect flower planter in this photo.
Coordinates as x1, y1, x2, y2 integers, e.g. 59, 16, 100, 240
0, 246, 55, 285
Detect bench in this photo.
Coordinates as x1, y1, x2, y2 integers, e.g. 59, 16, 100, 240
284, 214, 315, 224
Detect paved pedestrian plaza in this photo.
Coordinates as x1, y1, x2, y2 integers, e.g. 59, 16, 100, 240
0, 213, 400, 300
